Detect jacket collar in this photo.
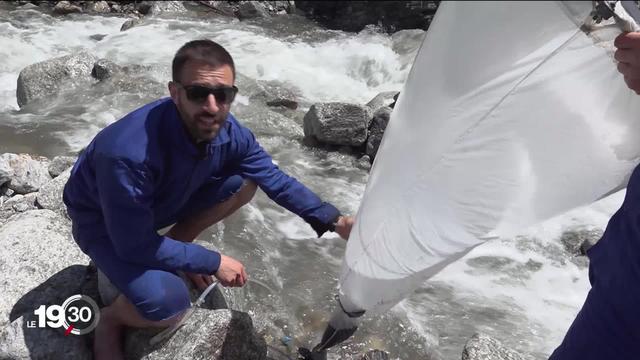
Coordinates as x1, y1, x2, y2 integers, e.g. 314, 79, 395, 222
165, 98, 231, 159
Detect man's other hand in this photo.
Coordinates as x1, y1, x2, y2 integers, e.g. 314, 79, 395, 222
214, 254, 247, 287
615, 32, 640, 94
335, 215, 355, 241
185, 272, 214, 291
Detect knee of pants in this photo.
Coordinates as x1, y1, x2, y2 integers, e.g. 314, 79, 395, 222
132, 272, 191, 322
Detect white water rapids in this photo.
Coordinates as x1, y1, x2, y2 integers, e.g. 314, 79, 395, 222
0, 3, 621, 359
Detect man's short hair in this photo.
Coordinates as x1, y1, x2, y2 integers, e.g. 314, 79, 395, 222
172, 39, 236, 82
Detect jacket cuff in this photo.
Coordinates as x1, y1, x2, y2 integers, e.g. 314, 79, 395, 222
207, 250, 222, 274
306, 202, 342, 238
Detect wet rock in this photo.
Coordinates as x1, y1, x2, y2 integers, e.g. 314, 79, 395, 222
0, 193, 38, 226
295, 1, 438, 33
366, 91, 399, 112
92, 59, 122, 80
195, 1, 238, 17
36, 167, 71, 215
93, 66, 165, 97
16, 2, 38, 10
53, 1, 82, 15
0, 153, 51, 195
360, 350, 390, 360
48, 155, 76, 178
366, 106, 391, 160
86, 0, 110, 13
16, 51, 97, 107
125, 309, 267, 360
0, 157, 12, 188
267, 1, 295, 13
136, 1, 153, 15
0, 209, 87, 328
1, 186, 14, 198
239, 108, 304, 139
559, 228, 603, 256
236, 1, 270, 19
462, 333, 524, 360
266, 99, 298, 109
121, 17, 143, 31
89, 58, 162, 95
304, 103, 371, 147
251, 80, 300, 109
89, 33, 108, 41
0, 313, 91, 360
148, 0, 187, 15
356, 155, 372, 170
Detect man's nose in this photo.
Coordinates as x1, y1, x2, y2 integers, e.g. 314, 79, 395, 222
203, 94, 220, 113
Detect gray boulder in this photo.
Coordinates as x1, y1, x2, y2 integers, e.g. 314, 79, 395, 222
238, 108, 304, 139
236, 1, 270, 19
16, 52, 97, 107
356, 155, 372, 171
267, 1, 295, 13
148, 1, 187, 15
86, 1, 110, 13
53, 1, 82, 15
121, 17, 143, 31
36, 167, 71, 215
196, 1, 237, 16
0, 313, 91, 360
366, 106, 392, 160
462, 333, 524, 360
1, 153, 51, 194
250, 80, 300, 110
1, 186, 14, 198
93, 66, 165, 98
303, 103, 371, 146
0, 157, 12, 187
0, 210, 88, 329
89, 33, 108, 41
366, 91, 399, 112
92, 58, 122, 80
48, 155, 76, 178
0, 193, 38, 227
125, 309, 267, 360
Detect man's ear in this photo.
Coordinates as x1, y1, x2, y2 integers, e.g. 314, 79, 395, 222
168, 81, 179, 103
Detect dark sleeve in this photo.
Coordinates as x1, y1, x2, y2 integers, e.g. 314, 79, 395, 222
232, 127, 341, 237
95, 155, 221, 274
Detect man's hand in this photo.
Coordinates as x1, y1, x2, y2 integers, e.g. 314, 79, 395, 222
214, 254, 247, 287
614, 32, 640, 94
185, 272, 214, 291
334, 215, 355, 241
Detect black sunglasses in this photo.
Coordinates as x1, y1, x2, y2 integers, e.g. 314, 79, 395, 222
176, 82, 238, 105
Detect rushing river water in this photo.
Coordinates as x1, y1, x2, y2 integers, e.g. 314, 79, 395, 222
0, 3, 620, 359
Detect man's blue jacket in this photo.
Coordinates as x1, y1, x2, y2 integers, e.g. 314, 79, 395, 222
63, 98, 341, 275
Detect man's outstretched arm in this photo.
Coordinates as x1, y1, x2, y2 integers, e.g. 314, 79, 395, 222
231, 125, 353, 239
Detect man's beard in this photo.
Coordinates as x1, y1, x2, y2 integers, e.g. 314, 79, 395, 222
177, 103, 225, 143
